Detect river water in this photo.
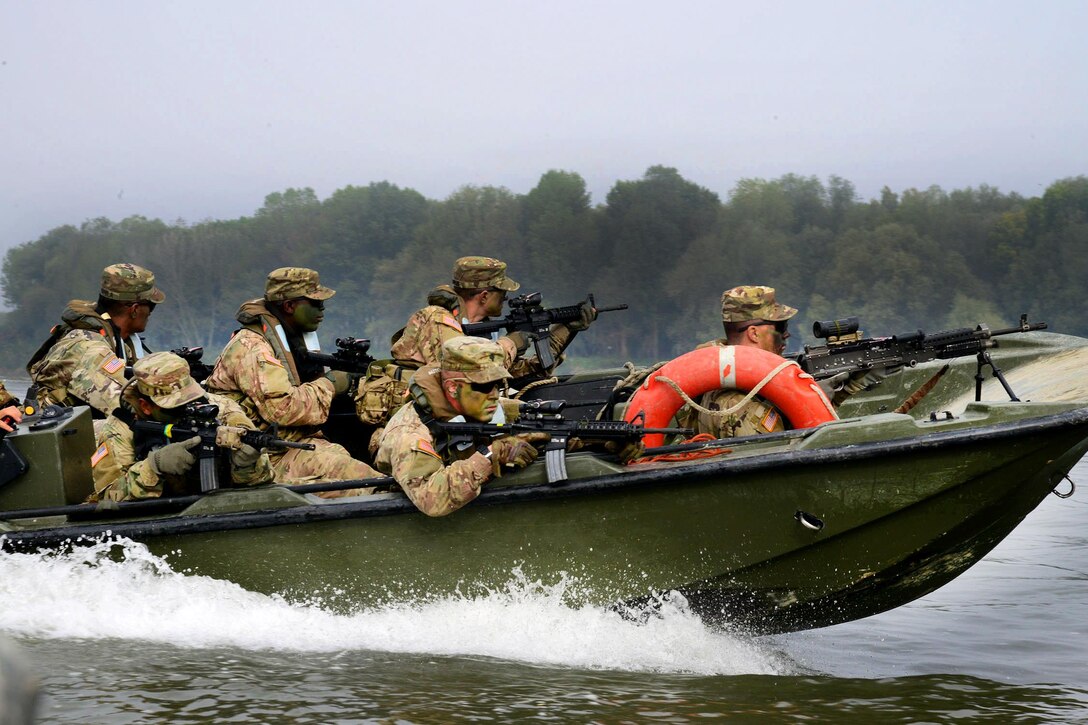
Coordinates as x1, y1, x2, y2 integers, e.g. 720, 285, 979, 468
2, 387, 1087, 722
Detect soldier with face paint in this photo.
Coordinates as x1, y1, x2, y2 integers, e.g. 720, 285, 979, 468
205, 267, 382, 492
375, 336, 549, 517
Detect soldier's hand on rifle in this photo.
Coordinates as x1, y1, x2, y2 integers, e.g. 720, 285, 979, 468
148, 436, 201, 476
504, 331, 531, 355
567, 300, 598, 331
489, 431, 550, 475
324, 370, 353, 396
215, 424, 247, 451
231, 443, 262, 470
825, 365, 903, 406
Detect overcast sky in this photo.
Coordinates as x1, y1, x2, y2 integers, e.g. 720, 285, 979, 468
2, 1, 1085, 251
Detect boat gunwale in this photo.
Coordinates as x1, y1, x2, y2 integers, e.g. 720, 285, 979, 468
4, 404, 1088, 547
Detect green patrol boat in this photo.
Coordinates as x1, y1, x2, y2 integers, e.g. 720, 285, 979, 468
2, 331, 1087, 634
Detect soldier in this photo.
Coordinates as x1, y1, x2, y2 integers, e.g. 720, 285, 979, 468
677, 285, 800, 438
28, 263, 164, 419
391, 256, 596, 378
205, 267, 382, 492
91, 352, 272, 502
0, 382, 22, 434
375, 336, 548, 517
678, 285, 889, 438
357, 256, 596, 430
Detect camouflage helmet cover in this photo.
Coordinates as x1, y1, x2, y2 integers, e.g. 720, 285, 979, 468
100, 263, 166, 304
265, 267, 336, 302
721, 285, 798, 323
452, 256, 520, 292
440, 336, 512, 384
131, 352, 205, 408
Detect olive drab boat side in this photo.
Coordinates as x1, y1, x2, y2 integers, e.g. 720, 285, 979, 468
2, 331, 1088, 634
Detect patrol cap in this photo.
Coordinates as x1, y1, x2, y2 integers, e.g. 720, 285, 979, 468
265, 267, 336, 302
721, 285, 798, 323
452, 256, 520, 292
100, 263, 166, 304
131, 352, 205, 409
440, 336, 512, 384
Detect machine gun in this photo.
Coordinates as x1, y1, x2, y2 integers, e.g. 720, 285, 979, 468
461, 293, 628, 371
131, 402, 315, 493
431, 400, 690, 484
296, 337, 375, 375
796, 314, 1048, 402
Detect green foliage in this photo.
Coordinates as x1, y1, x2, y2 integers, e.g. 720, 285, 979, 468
1, 170, 1082, 373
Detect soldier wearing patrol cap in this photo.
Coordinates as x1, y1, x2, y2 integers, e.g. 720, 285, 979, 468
28, 263, 166, 421
677, 285, 799, 439
375, 336, 549, 517
205, 267, 382, 493
366, 256, 597, 430
91, 352, 273, 502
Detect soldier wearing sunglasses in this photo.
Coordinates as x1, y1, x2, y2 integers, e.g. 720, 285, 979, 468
375, 336, 549, 517
677, 285, 798, 438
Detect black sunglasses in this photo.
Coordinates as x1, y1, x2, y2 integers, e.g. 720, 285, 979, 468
468, 380, 501, 395
293, 298, 325, 311
737, 319, 789, 334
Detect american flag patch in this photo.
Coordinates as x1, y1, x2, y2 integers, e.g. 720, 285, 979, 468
760, 408, 780, 432
91, 443, 110, 467
262, 351, 284, 367
101, 356, 125, 374
415, 438, 441, 459
441, 315, 463, 332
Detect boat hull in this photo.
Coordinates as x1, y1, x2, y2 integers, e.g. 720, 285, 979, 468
5, 402, 1087, 634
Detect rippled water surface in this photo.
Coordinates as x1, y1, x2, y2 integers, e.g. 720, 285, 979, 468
2, 384, 1086, 721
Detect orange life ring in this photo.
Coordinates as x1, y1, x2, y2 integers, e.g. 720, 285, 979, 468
624, 345, 838, 446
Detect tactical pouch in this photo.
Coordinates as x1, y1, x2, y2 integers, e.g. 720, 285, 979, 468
354, 361, 412, 426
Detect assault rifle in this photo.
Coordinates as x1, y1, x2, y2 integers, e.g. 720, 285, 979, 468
132, 402, 315, 493
431, 400, 690, 484
170, 346, 215, 383
796, 314, 1048, 402
296, 337, 375, 375
462, 293, 628, 371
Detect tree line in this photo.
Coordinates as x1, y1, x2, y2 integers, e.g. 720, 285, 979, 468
3, 167, 1086, 372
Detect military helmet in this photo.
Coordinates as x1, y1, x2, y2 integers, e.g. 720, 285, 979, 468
131, 352, 205, 408
440, 336, 511, 383
100, 263, 166, 304
265, 267, 336, 302
721, 285, 798, 323
452, 256, 520, 292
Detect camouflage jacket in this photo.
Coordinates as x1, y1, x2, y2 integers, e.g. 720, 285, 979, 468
91, 391, 272, 502
374, 365, 494, 517
28, 300, 145, 416
675, 339, 787, 438
389, 304, 570, 379
0, 381, 14, 408
205, 300, 336, 443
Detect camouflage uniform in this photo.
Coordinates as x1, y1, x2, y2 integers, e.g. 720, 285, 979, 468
677, 286, 799, 438
375, 337, 514, 517
91, 352, 273, 502
205, 267, 381, 490
0, 381, 15, 408
386, 256, 570, 381
28, 264, 164, 417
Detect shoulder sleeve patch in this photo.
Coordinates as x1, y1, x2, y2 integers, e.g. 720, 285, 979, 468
101, 356, 125, 374
91, 443, 110, 467
414, 438, 442, 460
262, 351, 284, 368
440, 315, 463, 332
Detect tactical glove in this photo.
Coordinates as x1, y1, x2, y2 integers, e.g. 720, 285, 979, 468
566, 301, 598, 332
148, 436, 201, 476
215, 424, 246, 450
489, 431, 550, 476
325, 370, 353, 396
504, 331, 531, 355
231, 443, 262, 470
